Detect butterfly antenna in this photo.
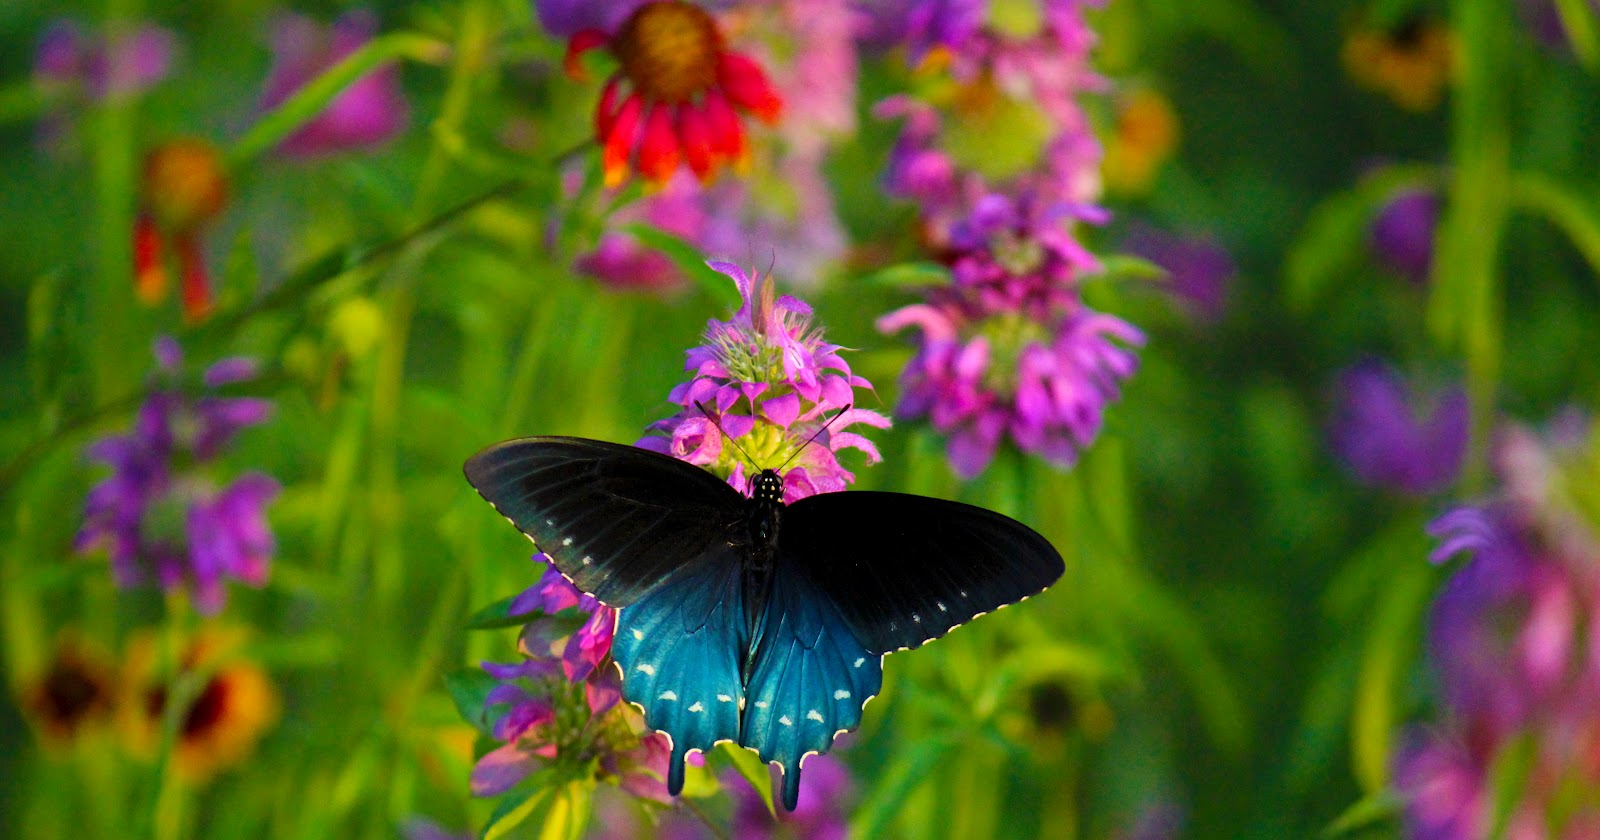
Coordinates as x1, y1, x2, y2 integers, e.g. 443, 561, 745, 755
775, 404, 852, 473
695, 401, 760, 466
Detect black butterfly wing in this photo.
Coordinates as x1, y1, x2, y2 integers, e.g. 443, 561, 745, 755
740, 555, 884, 811
463, 437, 747, 607
781, 491, 1065, 654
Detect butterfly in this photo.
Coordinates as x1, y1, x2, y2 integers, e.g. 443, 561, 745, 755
464, 435, 1064, 810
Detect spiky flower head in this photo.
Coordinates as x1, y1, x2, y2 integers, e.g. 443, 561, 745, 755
1397, 413, 1600, 836
881, 192, 1142, 478
638, 261, 889, 500
473, 556, 668, 801
76, 337, 278, 614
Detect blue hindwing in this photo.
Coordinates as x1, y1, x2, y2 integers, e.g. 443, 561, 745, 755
610, 559, 746, 795
740, 563, 884, 811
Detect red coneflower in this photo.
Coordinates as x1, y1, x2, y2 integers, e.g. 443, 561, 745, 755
565, 1, 783, 188
133, 138, 229, 323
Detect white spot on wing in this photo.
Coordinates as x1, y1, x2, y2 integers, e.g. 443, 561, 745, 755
582, 556, 592, 565
717, 694, 733, 703
806, 710, 824, 722
755, 700, 769, 709
778, 715, 793, 726
853, 658, 865, 668
688, 702, 704, 712
937, 601, 947, 612
562, 537, 573, 546
913, 613, 922, 623
636, 664, 656, 676
659, 691, 678, 701
834, 690, 851, 700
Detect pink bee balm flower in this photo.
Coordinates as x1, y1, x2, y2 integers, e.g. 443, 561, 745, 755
638, 260, 889, 500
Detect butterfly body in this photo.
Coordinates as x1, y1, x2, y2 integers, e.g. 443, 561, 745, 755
465, 437, 1064, 810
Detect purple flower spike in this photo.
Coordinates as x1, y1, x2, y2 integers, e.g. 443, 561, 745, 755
641, 261, 889, 498
730, 751, 853, 839
1327, 361, 1468, 497
76, 338, 277, 614
881, 190, 1142, 478
1370, 188, 1440, 285
258, 11, 410, 159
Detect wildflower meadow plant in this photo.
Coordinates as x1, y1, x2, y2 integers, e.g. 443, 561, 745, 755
1396, 415, 1600, 837
76, 338, 277, 615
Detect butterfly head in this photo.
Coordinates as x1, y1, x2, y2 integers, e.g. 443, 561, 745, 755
752, 469, 785, 504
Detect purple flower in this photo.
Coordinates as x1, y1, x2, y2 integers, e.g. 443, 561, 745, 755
34, 20, 175, 100
880, 192, 1142, 478
854, 0, 985, 62
533, 0, 650, 38
1392, 734, 1489, 840
730, 752, 853, 838
257, 11, 410, 159
639, 261, 889, 498
1517, 0, 1600, 52
76, 338, 277, 614
1123, 223, 1236, 324
1371, 188, 1440, 284
1327, 361, 1468, 496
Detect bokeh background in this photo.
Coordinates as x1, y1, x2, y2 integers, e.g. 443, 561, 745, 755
3, 0, 1600, 838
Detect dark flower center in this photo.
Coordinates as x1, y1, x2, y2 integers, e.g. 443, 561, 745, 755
146, 676, 232, 738
41, 662, 107, 723
613, 1, 722, 103
1028, 681, 1076, 732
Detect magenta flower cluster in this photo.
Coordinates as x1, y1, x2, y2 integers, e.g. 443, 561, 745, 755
639, 260, 889, 500
881, 193, 1144, 478
76, 338, 277, 614
473, 558, 670, 801
257, 10, 410, 159
1395, 413, 1600, 838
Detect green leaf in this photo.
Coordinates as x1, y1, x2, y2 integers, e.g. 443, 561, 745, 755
1322, 790, 1401, 838
482, 785, 550, 840
620, 224, 742, 309
229, 32, 450, 166
849, 736, 957, 840
1485, 734, 1538, 840
709, 742, 775, 816
860, 261, 951, 289
464, 594, 543, 630
537, 781, 594, 840
1087, 255, 1167, 287
1553, 0, 1600, 70
1351, 553, 1437, 793
1508, 171, 1600, 288
445, 668, 501, 735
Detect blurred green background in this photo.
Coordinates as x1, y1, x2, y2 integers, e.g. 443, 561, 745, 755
3, 0, 1600, 838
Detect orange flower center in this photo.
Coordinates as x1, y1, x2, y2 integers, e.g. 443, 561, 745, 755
613, 1, 722, 103
144, 139, 229, 234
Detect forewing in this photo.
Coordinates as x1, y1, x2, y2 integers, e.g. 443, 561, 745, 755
783, 491, 1065, 654
610, 551, 748, 797
464, 436, 745, 606
740, 558, 884, 812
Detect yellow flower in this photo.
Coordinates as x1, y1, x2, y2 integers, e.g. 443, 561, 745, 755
1102, 87, 1179, 197
121, 626, 279, 783
1343, 17, 1455, 112
22, 633, 117, 751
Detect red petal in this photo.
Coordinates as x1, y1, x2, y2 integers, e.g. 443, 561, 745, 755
677, 102, 714, 180
602, 93, 645, 189
177, 235, 212, 323
636, 103, 680, 185
716, 52, 783, 123
594, 76, 623, 141
565, 29, 610, 80
702, 89, 745, 163
132, 214, 167, 304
